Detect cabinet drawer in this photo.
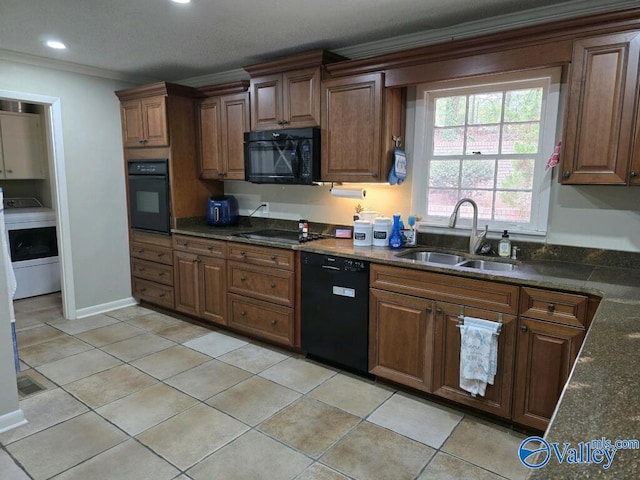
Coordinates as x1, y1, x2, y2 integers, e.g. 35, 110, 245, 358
227, 261, 294, 307
228, 293, 294, 346
227, 242, 294, 270
131, 258, 174, 286
130, 242, 173, 265
132, 277, 174, 309
370, 264, 519, 314
130, 230, 172, 248
173, 234, 226, 258
520, 287, 588, 327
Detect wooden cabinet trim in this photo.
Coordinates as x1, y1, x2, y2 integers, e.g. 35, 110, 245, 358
370, 263, 519, 314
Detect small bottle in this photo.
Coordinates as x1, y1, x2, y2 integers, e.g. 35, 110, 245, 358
298, 219, 309, 241
498, 230, 511, 257
389, 214, 403, 249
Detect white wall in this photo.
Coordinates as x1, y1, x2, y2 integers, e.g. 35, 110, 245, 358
0, 59, 135, 311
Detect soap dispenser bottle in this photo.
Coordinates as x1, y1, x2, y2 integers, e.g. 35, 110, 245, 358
498, 230, 511, 257
389, 213, 403, 249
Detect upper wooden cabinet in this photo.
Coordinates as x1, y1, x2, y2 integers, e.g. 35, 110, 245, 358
561, 30, 640, 185
0, 112, 46, 179
198, 81, 250, 180
120, 96, 169, 148
321, 73, 404, 182
244, 50, 347, 131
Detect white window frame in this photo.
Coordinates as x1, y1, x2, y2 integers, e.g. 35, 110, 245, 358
411, 68, 561, 237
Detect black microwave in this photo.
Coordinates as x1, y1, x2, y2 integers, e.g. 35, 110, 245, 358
244, 127, 320, 184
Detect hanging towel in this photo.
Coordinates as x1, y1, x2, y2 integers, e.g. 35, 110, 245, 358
545, 141, 562, 170
459, 316, 500, 397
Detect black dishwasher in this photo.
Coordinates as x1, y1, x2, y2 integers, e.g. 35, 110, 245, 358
301, 252, 370, 374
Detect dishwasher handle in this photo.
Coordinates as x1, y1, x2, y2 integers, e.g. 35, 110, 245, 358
321, 265, 341, 271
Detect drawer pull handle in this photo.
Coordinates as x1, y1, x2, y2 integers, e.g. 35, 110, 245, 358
240, 311, 246, 316
158, 272, 165, 276
157, 253, 164, 258
271, 320, 277, 325
270, 282, 276, 288
181, 241, 188, 246
137, 249, 144, 254
547, 303, 555, 313
140, 287, 147, 292
240, 276, 246, 281
520, 325, 529, 333
240, 251, 246, 256
139, 267, 146, 272
270, 255, 276, 261
207, 245, 213, 250
159, 293, 165, 298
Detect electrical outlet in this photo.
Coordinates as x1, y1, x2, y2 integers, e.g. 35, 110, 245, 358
262, 202, 269, 216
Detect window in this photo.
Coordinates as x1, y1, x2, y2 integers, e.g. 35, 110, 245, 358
412, 68, 561, 235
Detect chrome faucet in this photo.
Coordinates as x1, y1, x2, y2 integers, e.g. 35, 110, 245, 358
448, 198, 488, 254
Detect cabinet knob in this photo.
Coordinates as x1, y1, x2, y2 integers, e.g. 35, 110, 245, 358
240, 251, 246, 256
270, 255, 276, 261
193, 258, 199, 263
158, 272, 165, 276
240, 276, 246, 281
270, 282, 276, 288
520, 325, 529, 333
139, 267, 146, 272
180, 241, 188, 246
547, 303, 555, 313
426, 306, 432, 313
140, 287, 147, 292
6, 169, 12, 174
207, 245, 213, 251
436, 308, 443, 315
157, 253, 164, 258
159, 293, 165, 298
562, 171, 571, 179
240, 311, 246, 316
271, 320, 277, 325
630, 171, 637, 178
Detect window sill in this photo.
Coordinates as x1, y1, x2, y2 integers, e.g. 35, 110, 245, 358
416, 222, 547, 242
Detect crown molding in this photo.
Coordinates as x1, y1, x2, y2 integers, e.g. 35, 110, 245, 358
178, 68, 249, 87
0, 49, 158, 85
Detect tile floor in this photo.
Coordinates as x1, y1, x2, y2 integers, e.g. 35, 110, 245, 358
1, 293, 530, 480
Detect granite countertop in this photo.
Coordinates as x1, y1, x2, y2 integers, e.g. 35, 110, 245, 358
173, 223, 640, 478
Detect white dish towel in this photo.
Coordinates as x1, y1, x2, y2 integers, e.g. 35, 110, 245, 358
459, 316, 500, 397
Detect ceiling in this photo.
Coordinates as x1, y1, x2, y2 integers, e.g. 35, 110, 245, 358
0, 0, 637, 84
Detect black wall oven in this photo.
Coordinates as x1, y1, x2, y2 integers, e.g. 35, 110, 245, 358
127, 159, 170, 234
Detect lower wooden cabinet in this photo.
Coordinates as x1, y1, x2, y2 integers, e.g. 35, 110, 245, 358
130, 231, 174, 309
432, 302, 516, 419
132, 277, 174, 309
369, 288, 435, 392
512, 317, 585, 430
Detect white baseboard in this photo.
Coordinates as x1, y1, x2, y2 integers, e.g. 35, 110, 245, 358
0, 409, 27, 434
75, 296, 138, 319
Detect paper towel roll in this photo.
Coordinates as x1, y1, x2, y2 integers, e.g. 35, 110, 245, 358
330, 187, 366, 199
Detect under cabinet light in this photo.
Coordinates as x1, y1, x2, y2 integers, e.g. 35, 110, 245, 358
46, 40, 66, 49
171, 0, 191, 4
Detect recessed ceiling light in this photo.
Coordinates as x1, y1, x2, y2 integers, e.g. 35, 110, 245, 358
46, 40, 66, 50
171, 0, 191, 4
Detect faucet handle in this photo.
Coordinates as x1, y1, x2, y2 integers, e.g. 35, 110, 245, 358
479, 224, 488, 239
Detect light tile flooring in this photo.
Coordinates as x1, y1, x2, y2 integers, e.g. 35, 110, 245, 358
1, 293, 530, 480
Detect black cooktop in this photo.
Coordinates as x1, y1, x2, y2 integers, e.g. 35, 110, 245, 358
233, 229, 327, 244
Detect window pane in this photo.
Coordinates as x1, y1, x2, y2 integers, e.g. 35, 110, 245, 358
429, 160, 460, 187
504, 88, 542, 122
427, 189, 460, 216
435, 96, 466, 126
502, 123, 539, 153
465, 126, 500, 154
460, 190, 494, 220
468, 93, 502, 124
495, 191, 532, 222
461, 159, 495, 188
433, 127, 464, 155
497, 159, 535, 189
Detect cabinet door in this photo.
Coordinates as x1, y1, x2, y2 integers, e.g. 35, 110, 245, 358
561, 31, 640, 184
512, 317, 585, 430
432, 302, 516, 418
120, 99, 145, 147
283, 67, 320, 128
199, 96, 223, 179
220, 92, 250, 180
369, 288, 434, 392
250, 74, 282, 131
173, 251, 200, 316
141, 96, 169, 147
0, 113, 45, 179
200, 256, 227, 326
321, 73, 385, 182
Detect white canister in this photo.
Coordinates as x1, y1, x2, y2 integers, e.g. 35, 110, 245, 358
372, 217, 392, 247
359, 210, 379, 222
353, 220, 373, 246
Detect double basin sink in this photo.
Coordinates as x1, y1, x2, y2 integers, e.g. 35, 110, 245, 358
395, 249, 516, 272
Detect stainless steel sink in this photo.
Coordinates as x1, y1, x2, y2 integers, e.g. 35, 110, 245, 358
395, 250, 466, 265
457, 259, 516, 271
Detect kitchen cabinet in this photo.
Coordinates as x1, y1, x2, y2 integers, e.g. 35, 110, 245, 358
512, 287, 590, 430
130, 230, 174, 309
432, 302, 516, 419
561, 30, 640, 185
120, 96, 169, 148
226, 242, 296, 346
369, 263, 519, 418
173, 235, 227, 326
116, 82, 223, 225
0, 112, 46, 179
244, 49, 347, 131
198, 82, 250, 180
321, 73, 404, 182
